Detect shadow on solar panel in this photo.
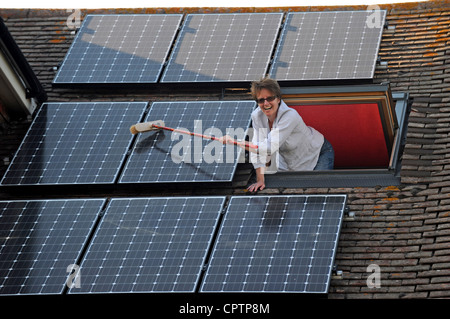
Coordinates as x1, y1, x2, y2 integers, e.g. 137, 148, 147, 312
53, 14, 183, 85
119, 101, 255, 185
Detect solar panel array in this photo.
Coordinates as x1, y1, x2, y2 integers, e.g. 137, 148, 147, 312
53, 14, 183, 84
0, 199, 105, 295
201, 195, 346, 293
1, 102, 147, 185
119, 100, 255, 184
269, 11, 386, 81
0, 195, 347, 295
160, 13, 283, 83
53, 11, 385, 85
70, 197, 225, 294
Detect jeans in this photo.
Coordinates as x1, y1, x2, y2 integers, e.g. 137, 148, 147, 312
313, 138, 334, 170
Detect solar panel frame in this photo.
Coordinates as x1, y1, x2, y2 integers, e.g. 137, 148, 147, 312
53, 14, 183, 85
269, 11, 386, 81
118, 100, 255, 185
0, 102, 148, 186
200, 195, 347, 294
0, 199, 106, 295
69, 196, 226, 294
161, 12, 283, 83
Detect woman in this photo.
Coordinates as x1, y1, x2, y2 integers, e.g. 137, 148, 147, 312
222, 77, 334, 192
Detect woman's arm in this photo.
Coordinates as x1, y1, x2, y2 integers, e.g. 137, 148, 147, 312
247, 167, 265, 192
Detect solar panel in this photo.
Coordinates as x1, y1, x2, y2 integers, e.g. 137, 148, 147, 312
119, 100, 255, 184
270, 11, 386, 81
53, 14, 183, 84
200, 195, 347, 293
0, 199, 105, 295
70, 196, 225, 294
1, 102, 147, 186
161, 13, 283, 83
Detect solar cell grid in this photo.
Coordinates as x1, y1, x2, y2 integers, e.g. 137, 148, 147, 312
119, 100, 255, 184
200, 195, 346, 293
70, 196, 226, 294
53, 14, 183, 84
161, 13, 283, 83
1, 102, 147, 186
0, 199, 105, 295
270, 11, 386, 81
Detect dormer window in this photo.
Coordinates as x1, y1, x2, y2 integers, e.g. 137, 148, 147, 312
262, 83, 411, 188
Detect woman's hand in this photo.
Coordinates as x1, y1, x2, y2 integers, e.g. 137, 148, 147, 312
218, 135, 236, 145
247, 180, 265, 193
247, 167, 265, 193
218, 135, 258, 153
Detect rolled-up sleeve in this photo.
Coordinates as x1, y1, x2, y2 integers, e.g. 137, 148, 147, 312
250, 116, 269, 169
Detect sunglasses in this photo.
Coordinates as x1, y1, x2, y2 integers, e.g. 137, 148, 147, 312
256, 95, 277, 105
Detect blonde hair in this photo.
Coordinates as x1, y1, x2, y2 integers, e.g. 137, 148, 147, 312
250, 77, 281, 101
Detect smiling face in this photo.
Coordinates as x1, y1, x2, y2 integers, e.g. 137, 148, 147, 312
256, 88, 280, 120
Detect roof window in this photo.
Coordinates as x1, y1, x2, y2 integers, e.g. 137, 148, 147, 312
262, 83, 411, 188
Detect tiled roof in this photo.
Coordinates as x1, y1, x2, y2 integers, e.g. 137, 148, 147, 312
1, 0, 450, 298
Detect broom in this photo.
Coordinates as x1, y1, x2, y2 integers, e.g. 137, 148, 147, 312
130, 120, 258, 153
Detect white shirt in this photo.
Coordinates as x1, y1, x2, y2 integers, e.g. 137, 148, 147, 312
250, 100, 324, 171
